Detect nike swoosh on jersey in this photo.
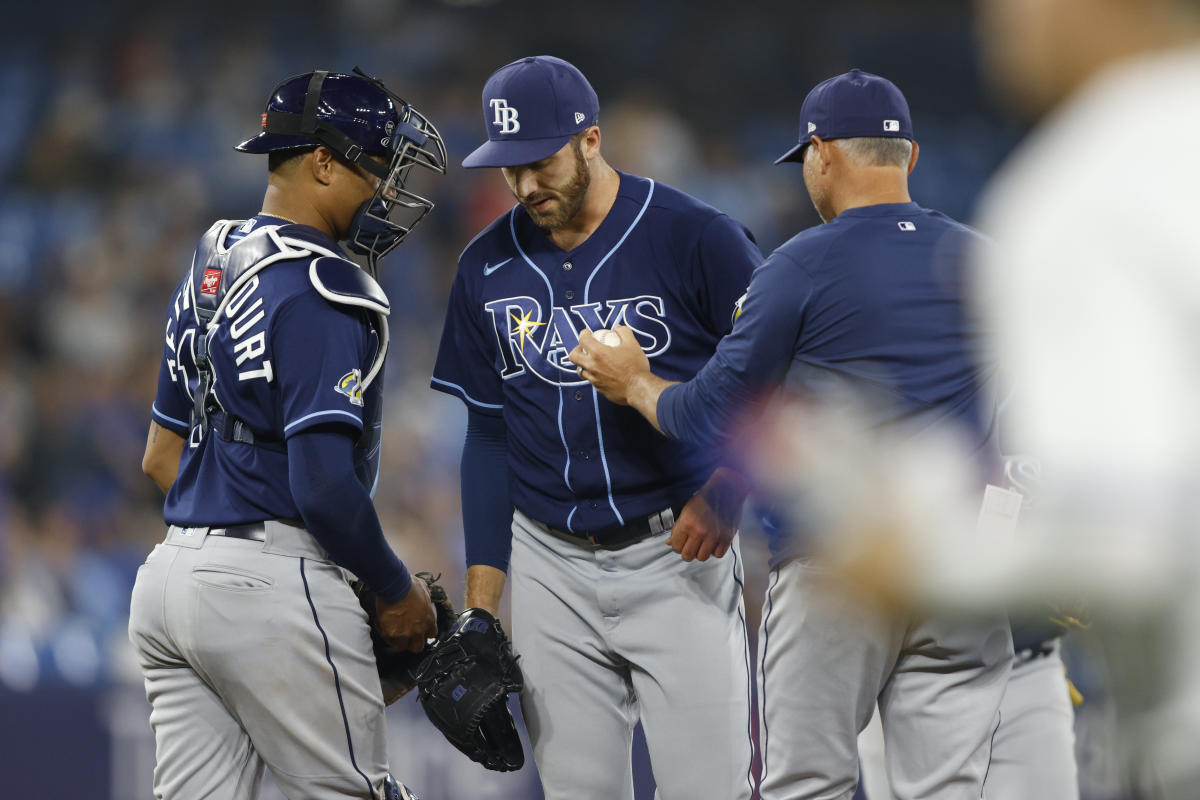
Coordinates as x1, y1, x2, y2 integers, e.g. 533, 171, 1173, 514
483, 258, 513, 276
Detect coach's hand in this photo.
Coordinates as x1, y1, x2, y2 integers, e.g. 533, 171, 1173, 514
570, 325, 649, 406
670, 467, 751, 561
375, 577, 439, 653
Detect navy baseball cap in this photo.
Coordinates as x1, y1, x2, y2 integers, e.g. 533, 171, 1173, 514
775, 68, 913, 165
462, 56, 600, 169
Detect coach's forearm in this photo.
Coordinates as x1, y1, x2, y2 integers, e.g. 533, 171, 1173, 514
655, 354, 761, 448
465, 564, 507, 617
627, 372, 677, 434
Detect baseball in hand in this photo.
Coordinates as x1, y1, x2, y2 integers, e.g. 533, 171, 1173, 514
592, 328, 620, 347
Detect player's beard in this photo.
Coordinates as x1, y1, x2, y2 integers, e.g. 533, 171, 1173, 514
521, 143, 590, 232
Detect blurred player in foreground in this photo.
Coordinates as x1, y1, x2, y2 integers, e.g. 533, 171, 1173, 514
857, 454, 1082, 800
431, 56, 761, 799
131, 70, 445, 799
973, 0, 1200, 795
699, 2, 1200, 796
571, 69, 1013, 800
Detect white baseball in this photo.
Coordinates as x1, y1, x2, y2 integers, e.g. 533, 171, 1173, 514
592, 328, 621, 347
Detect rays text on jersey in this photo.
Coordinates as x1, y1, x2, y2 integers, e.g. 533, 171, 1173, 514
484, 294, 671, 386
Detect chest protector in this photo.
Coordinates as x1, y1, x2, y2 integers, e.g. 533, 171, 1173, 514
188, 220, 391, 493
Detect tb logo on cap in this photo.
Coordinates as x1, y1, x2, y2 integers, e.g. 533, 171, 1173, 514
489, 99, 521, 134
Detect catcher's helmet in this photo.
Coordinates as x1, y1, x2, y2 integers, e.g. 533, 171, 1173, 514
236, 69, 446, 267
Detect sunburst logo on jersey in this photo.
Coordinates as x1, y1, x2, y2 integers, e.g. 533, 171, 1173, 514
732, 290, 748, 324
509, 308, 546, 351
334, 369, 364, 406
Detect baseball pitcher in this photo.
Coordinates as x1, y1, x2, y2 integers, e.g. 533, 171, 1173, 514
431, 56, 761, 800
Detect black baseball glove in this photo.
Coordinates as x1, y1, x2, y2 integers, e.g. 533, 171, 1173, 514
414, 608, 525, 771
354, 572, 458, 704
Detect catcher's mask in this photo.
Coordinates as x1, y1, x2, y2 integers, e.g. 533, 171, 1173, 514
236, 68, 447, 271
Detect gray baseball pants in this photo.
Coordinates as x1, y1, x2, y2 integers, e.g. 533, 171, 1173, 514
128, 522, 392, 800
509, 509, 756, 800
757, 558, 1013, 800
859, 641, 1079, 800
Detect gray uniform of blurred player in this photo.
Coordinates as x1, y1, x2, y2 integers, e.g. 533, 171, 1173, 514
858, 461, 1079, 800
973, 0, 1200, 795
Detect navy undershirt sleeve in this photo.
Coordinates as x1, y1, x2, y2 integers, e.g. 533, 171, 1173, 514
288, 424, 412, 602
461, 408, 514, 571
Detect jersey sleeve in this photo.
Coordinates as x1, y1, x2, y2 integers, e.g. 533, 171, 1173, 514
271, 289, 371, 438
151, 281, 194, 435
657, 250, 812, 447
430, 266, 505, 416
690, 214, 764, 336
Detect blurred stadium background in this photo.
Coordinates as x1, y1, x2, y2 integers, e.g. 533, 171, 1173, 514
0, 0, 1118, 797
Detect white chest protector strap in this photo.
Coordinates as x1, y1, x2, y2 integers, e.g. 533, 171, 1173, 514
307, 255, 391, 390
188, 222, 388, 448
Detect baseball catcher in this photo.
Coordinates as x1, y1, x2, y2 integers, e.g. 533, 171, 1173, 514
132, 67, 448, 799
414, 608, 525, 771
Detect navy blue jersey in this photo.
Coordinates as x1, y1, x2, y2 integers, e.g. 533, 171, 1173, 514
657, 201, 1000, 559
152, 216, 382, 527
432, 172, 761, 534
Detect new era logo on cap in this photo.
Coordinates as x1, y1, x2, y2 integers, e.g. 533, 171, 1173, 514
807, 121, 816, 133
574, 112, 586, 124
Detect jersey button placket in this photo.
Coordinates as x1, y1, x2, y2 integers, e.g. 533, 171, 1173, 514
564, 290, 575, 300
562, 261, 573, 271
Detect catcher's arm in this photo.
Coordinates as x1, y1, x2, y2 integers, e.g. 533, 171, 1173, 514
355, 572, 457, 704
289, 426, 436, 646
375, 577, 438, 652
142, 421, 185, 493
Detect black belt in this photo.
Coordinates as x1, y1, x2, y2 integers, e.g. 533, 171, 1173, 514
542, 503, 686, 550
208, 523, 268, 542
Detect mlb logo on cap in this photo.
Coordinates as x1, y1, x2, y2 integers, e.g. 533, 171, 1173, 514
463, 56, 600, 169
776, 68, 914, 165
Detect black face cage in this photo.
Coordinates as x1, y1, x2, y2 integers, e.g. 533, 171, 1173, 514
264, 69, 447, 271
349, 97, 448, 269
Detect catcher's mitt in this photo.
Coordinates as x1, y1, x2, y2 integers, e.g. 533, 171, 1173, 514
354, 572, 458, 704
415, 608, 525, 771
